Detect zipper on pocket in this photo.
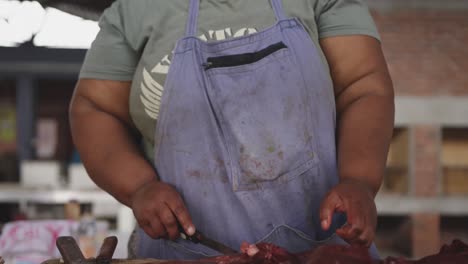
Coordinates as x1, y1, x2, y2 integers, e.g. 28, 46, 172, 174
203, 42, 287, 70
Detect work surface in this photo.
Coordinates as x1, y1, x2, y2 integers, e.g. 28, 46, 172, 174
42, 239, 468, 264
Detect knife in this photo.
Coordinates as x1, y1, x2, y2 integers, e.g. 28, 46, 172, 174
178, 224, 238, 255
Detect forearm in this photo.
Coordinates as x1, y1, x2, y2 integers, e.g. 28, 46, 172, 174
70, 94, 157, 207
336, 72, 394, 197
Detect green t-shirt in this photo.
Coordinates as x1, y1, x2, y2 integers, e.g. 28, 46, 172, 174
80, 0, 379, 159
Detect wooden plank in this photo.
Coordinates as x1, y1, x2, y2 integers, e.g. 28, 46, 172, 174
376, 195, 468, 215
443, 168, 468, 195
383, 128, 410, 194
442, 140, 468, 167
441, 128, 468, 194
395, 97, 468, 127
382, 167, 408, 194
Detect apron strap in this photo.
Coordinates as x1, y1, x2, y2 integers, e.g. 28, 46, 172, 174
271, 0, 287, 21
186, 0, 285, 37
185, 0, 200, 36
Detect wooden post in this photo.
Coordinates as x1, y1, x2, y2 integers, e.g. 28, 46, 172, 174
16, 76, 36, 160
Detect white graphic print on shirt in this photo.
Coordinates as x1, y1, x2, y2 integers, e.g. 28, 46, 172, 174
139, 27, 258, 119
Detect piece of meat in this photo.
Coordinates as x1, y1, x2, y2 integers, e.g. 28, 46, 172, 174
163, 240, 468, 264
246, 243, 300, 264
299, 244, 377, 264
195, 242, 299, 264
240, 241, 260, 256
379, 239, 468, 264
394, 239, 468, 264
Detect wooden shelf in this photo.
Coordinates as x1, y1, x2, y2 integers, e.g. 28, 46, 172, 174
376, 194, 468, 216
2, 184, 468, 216
0, 184, 118, 205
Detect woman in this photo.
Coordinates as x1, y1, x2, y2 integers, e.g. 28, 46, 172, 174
70, 0, 394, 259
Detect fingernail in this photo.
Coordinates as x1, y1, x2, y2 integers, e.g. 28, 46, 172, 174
187, 226, 195, 236
321, 220, 328, 229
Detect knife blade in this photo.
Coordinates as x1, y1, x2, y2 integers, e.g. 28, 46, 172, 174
178, 225, 238, 255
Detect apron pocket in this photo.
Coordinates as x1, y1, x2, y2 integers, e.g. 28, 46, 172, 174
205, 48, 316, 191
203, 42, 287, 70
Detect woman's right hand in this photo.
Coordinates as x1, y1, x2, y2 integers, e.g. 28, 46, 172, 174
70, 79, 195, 240
131, 181, 195, 240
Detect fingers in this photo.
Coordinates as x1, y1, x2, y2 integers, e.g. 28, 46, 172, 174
159, 206, 180, 240
364, 230, 375, 247
336, 201, 373, 247
341, 215, 364, 239
149, 218, 167, 239
136, 210, 167, 239
137, 206, 181, 240
339, 228, 373, 248
131, 181, 195, 241
356, 229, 374, 248
319, 192, 342, 231
168, 198, 196, 236
319, 181, 377, 247
159, 194, 196, 240
336, 222, 364, 244
136, 205, 179, 240
140, 221, 158, 239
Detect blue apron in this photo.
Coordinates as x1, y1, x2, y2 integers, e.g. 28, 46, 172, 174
136, 0, 379, 259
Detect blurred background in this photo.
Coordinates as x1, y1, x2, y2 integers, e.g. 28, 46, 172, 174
0, 0, 467, 263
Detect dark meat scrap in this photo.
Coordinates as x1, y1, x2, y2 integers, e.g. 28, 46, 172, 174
299, 244, 377, 264
381, 240, 468, 264
260, 239, 468, 264
438, 239, 468, 255
301, 240, 468, 264
399, 239, 468, 264
381, 239, 468, 264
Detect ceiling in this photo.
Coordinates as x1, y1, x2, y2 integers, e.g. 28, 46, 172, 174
0, 0, 99, 49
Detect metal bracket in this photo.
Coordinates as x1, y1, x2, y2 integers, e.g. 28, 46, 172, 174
96, 237, 118, 264
56, 236, 118, 264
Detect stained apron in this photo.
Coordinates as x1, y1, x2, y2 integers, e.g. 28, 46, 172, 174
135, 0, 379, 259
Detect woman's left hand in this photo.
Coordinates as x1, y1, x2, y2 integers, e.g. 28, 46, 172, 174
319, 179, 377, 247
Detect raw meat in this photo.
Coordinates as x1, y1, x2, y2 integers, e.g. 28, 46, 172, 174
163, 240, 468, 264
383, 239, 468, 264
299, 244, 375, 264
